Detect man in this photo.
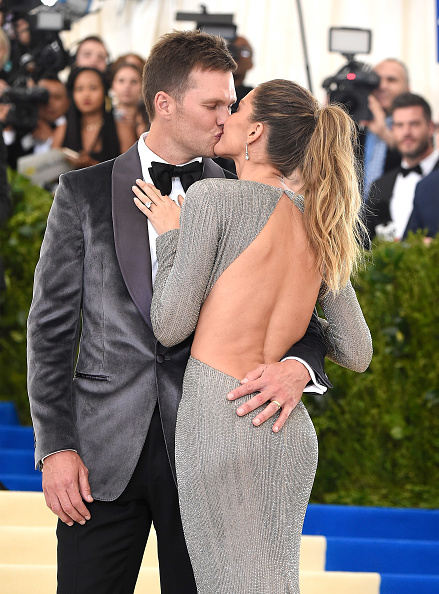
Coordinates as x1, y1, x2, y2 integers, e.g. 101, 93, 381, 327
3, 74, 69, 169
231, 35, 254, 110
367, 92, 439, 240
73, 35, 109, 73
215, 35, 255, 174
361, 58, 410, 197
403, 168, 439, 240
27, 31, 329, 594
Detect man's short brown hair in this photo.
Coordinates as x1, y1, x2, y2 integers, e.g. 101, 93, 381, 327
142, 30, 236, 121
391, 92, 432, 122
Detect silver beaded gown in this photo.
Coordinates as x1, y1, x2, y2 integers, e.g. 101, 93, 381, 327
151, 179, 372, 594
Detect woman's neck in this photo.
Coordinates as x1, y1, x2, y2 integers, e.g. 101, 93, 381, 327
235, 159, 286, 189
81, 111, 104, 127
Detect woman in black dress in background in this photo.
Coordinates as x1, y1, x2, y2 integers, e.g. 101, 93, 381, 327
53, 67, 120, 169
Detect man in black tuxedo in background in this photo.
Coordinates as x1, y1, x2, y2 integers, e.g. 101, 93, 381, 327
28, 30, 329, 594
367, 92, 439, 241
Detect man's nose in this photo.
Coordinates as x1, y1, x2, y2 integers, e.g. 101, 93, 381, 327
217, 107, 230, 125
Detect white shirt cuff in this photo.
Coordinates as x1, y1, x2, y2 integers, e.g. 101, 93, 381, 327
41, 449, 77, 463
281, 357, 327, 394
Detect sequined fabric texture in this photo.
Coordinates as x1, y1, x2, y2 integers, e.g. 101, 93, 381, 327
151, 179, 372, 593
176, 357, 318, 593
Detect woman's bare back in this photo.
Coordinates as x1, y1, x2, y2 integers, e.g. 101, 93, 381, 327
192, 192, 322, 379
151, 177, 371, 379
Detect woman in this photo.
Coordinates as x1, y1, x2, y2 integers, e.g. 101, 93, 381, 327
111, 61, 149, 148
133, 80, 372, 593
53, 67, 120, 169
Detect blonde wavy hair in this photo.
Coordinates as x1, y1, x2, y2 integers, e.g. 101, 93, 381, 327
251, 79, 366, 294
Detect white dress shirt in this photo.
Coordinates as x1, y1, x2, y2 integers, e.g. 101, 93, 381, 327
137, 132, 203, 283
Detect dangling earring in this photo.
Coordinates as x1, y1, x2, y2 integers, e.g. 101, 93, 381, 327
245, 142, 249, 160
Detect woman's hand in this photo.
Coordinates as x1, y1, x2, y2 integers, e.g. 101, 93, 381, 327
133, 178, 183, 235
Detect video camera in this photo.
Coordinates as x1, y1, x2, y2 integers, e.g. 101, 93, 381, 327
0, 0, 93, 132
3, 0, 85, 83
322, 27, 379, 122
0, 85, 49, 131
176, 6, 237, 49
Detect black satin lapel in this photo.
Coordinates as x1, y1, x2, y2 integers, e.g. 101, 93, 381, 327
112, 143, 153, 329
202, 158, 227, 179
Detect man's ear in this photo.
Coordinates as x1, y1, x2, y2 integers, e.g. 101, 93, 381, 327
247, 122, 264, 143
154, 91, 174, 120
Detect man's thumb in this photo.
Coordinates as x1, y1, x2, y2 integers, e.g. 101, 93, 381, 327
79, 469, 93, 502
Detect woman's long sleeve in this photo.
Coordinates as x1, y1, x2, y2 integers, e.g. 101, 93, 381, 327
318, 281, 372, 372
151, 184, 219, 347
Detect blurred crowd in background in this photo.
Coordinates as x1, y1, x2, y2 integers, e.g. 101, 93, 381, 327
1, 7, 438, 247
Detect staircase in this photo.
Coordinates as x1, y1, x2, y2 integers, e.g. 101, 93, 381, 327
0, 491, 380, 594
303, 504, 439, 593
2, 401, 438, 592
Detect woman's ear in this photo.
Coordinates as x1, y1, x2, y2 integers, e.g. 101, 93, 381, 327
247, 122, 264, 143
154, 91, 173, 120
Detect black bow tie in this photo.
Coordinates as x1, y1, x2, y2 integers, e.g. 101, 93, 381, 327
148, 161, 204, 196
399, 164, 423, 177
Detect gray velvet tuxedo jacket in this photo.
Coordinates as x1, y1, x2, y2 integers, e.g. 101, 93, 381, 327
27, 143, 329, 502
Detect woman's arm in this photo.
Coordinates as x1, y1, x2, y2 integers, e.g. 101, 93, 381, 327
134, 179, 219, 347
318, 281, 373, 372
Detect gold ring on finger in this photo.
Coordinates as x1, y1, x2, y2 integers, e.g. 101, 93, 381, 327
271, 400, 282, 410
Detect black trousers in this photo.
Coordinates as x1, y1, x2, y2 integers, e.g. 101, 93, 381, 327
57, 405, 197, 594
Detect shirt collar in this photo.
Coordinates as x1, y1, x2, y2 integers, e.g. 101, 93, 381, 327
137, 132, 202, 181
401, 148, 439, 177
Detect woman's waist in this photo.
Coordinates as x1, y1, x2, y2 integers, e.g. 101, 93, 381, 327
190, 343, 267, 382
190, 336, 297, 381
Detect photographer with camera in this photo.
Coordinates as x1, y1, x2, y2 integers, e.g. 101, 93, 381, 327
7, 12, 69, 85
1, 73, 69, 170
0, 4, 72, 170
361, 58, 410, 196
